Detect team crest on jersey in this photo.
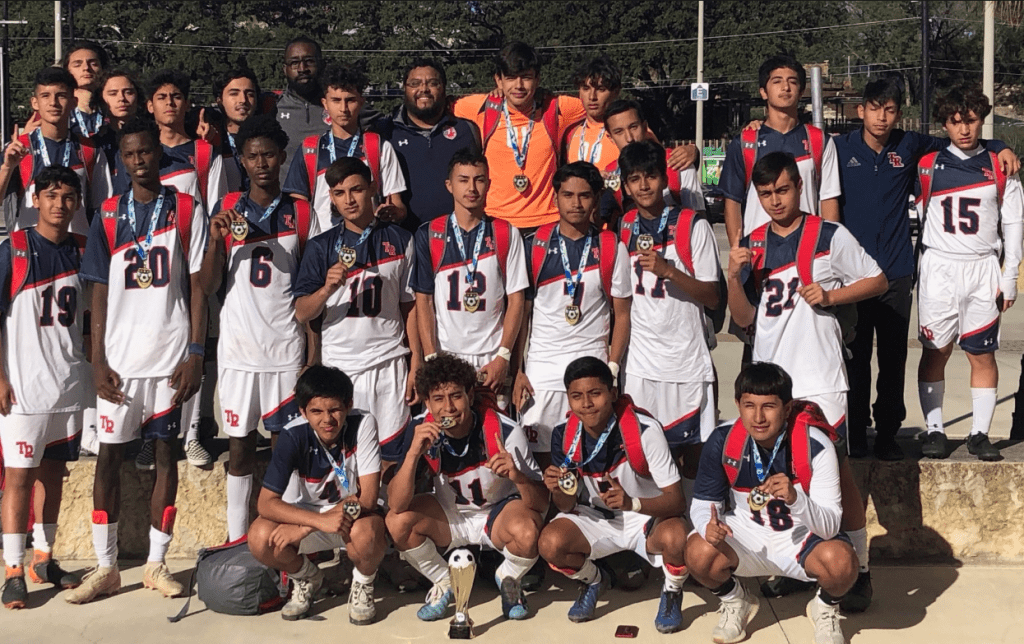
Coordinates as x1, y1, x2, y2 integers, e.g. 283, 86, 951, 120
592, 247, 600, 260
166, 209, 176, 225
283, 214, 295, 229
887, 152, 904, 168
382, 241, 396, 256
983, 167, 995, 181
322, 109, 332, 125
443, 126, 457, 140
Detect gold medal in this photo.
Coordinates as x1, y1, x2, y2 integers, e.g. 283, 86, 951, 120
476, 370, 488, 385
512, 174, 530, 193
438, 416, 457, 429
343, 499, 362, 519
339, 246, 357, 268
229, 218, 248, 242
748, 487, 769, 512
636, 234, 655, 251
135, 266, 154, 289
605, 173, 621, 192
463, 288, 481, 313
557, 470, 579, 496
564, 304, 582, 326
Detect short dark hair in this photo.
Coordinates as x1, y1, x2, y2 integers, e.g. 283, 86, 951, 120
751, 151, 800, 188
295, 365, 354, 408
563, 356, 614, 390
734, 362, 793, 403
447, 147, 488, 177
325, 156, 372, 188
415, 354, 478, 400
934, 85, 992, 123
553, 161, 604, 195
603, 99, 645, 126
758, 55, 806, 92
284, 36, 323, 60
403, 58, 447, 87
495, 41, 541, 77
117, 115, 160, 149
34, 67, 77, 94
213, 67, 262, 105
146, 69, 190, 101
321, 64, 366, 96
94, 68, 143, 112
33, 165, 82, 197
61, 40, 109, 71
235, 114, 289, 155
618, 140, 667, 181
862, 76, 903, 109
572, 55, 622, 92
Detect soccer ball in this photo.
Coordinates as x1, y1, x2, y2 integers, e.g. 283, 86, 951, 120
449, 549, 475, 570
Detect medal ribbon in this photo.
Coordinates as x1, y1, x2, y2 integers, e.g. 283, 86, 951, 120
749, 433, 786, 484
327, 129, 361, 164
502, 100, 535, 170
73, 108, 103, 137
244, 191, 283, 225
33, 129, 72, 169
561, 413, 617, 470
227, 133, 249, 191
449, 213, 485, 285
632, 206, 672, 245
333, 219, 376, 262
426, 412, 474, 459
557, 231, 593, 304
126, 188, 167, 263
315, 430, 351, 495
576, 121, 604, 164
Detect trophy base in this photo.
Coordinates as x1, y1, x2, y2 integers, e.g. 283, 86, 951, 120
448, 618, 474, 639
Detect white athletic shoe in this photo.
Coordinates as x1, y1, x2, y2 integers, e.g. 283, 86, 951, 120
185, 440, 213, 467
807, 596, 846, 644
712, 581, 759, 644
348, 578, 376, 625
282, 567, 324, 621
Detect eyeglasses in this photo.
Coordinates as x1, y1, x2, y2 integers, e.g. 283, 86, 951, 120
405, 79, 443, 89
285, 57, 318, 69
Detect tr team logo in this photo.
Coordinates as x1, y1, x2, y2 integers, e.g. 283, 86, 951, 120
16, 441, 33, 458
225, 409, 240, 428
887, 152, 904, 168
100, 415, 115, 433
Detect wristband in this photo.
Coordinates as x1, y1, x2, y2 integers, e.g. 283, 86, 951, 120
609, 361, 620, 379
188, 342, 205, 358
495, 346, 512, 362
424, 353, 438, 362
631, 496, 642, 513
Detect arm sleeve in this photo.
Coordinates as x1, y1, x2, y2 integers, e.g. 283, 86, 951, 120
399, 235, 416, 303
828, 225, 883, 286
818, 137, 842, 201
378, 141, 407, 197
292, 236, 327, 297
503, 228, 529, 295
505, 421, 542, 482
690, 218, 722, 282
1000, 176, 1024, 300
262, 430, 300, 494
718, 137, 748, 203
282, 143, 311, 198
207, 153, 228, 210
557, 95, 586, 134
787, 429, 842, 539
356, 414, 382, 477
381, 415, 416, 464
610, 240, 633, 299
453, 95, 488, 124
409, 225, 436, 295
640, 420, 682, 488
80, 213, 112, 284
188, 200, 209, 274
90, 151, 113, 210
678, 167, 706, 212
690, 428, 731, 539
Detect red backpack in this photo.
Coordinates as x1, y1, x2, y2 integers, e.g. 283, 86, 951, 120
529, 222, 617, 297
100, 192, 195, 262
423, 398, 506, 474
605, 147, 684, 210
747, 214, 823, 287
479, 94, 561, 156
427, 215, 513, 282
17, 134, 98, 195
917, 150, 1006, 215
301, 131, 383, 198
219, 193, 315, 256
192, 139, 214, 208
561, 395, 650, 477
741, 124, 824, 191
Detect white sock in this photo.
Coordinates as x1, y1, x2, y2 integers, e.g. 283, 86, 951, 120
292, 556, 318, 580
400, 539, 450, 586
2, 533, 26, 568
568, 559, 600, 585
496, 548, 538, 582
92, 521, 118, 568
184, 386, 202, 443
31, 523, 58, 554
352, 567, 376, 585
718, 578, 744, 602
663, 564, 688, 593
147, 526, 172, 564
918, 381, 945, 433
226, 474, 253, 541
970, 387, 998, 436
847, 527, 870, 572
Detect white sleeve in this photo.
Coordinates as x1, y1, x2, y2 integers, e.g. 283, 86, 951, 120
503, 227, 529, 295
610, 240, 633, 299
1000, 176, 1024, 301
379, 141, 407, 197
678, 167, 706, 212
690, 498, 725, 542
506, 422, 542, 481
89, 152, 113, 209
400, 235, 416, 303
639, 420, 681, 488
689, 218, 722, 282
207, 154, 228, 212
788, 429, 842, 539
828, 225, 882, 286
818, 137, 842, 201
188, 200, 208, 274
356, 413, 382, 477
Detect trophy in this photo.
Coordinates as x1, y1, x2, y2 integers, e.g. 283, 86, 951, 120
447, 549, 476, 639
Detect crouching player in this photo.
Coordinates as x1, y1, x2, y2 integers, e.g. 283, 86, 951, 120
1, 167, 87, 609
687, 362, 857, 644
248, 365, 386, 623
539, 357, 689, 634
386, 354, 547, 623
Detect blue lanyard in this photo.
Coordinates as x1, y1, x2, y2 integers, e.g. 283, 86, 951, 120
316, 432, 351, 494
749, 433, 786, 484
557, 232, 592, 302
327, 130, 360, 164
562, 414, 617, 470
126, 189, 167, 262
427, 413, 475, 460
244, 192, 283, 225
33, 129, 71, 169
226, 133, 249, 191
449, 214, 485, 284
73, 108, 103, 137
502, 100, 535, 170
576, 121, 604, 164
333, 220, 375, 258
632, 206, 672, 242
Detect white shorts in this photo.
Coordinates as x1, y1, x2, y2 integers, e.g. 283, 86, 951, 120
436, 488, 513, 552
918, 252, 1001, 353
519, 389, 569, 453
347, 357, 411, 447
623, 375, 708, 451
801, 391, 848, 443
555, 505, 661, 566
0, 411, 82, 468
218, 367, 300, 437
95, 377, 184, 445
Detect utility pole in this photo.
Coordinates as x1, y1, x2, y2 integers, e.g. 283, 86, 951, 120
53, 1, 61, 63
921, 0, 930, 134
696, 1, 704, 159
983, 0, 995, 139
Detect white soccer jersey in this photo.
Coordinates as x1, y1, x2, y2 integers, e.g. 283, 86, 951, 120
740, 217, 881, 397
525, 228, 632, 391
668, 167, 706, 212
159, 140, 229, 213
622, 209, 719, 383
81, 188, 207, 378
0, 229, 89, 413
214, 193, 319, 372
293, 221, 415, 375
410, 216, 529, 359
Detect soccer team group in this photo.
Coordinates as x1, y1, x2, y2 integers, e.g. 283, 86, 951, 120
0, 34, 1019, 644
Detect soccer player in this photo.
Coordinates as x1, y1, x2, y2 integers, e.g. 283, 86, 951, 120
686, 362, 858, 644
0, 167, 88, 609
727, 151, 886, 611
616, 140, 721, 499
93, 69, 143, 197
199, 115, 318, 542
65, 116, 208, 605
248, 365, 385, 623
513, 162, 631, 467
212, 68, 262, 193
540, 357, 689, 632
0, 67, 112, 237
294, 157, 420, 463
62, 40, 108, 139
411, 148, 527, 408
283, 65, 406, 232
386, 354, 547, 622
916, 86, 1023, 462
720, 55, 841, 248
564, 56, 622, 170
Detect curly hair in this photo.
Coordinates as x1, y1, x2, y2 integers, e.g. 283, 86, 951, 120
415, 354, 478, 400
320, 64, 366, 96
934, 85, 992, 124
235, 113, 289, 154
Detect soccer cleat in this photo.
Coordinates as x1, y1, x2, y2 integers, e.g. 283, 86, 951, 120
966, 433, 1000, 461
143, 562, 184, 597
29, 552, 81, 589
64, 565, 120, 604
3, 567, 27, 610
416, 582, 454, 621
760, 575, 815, 598
135, 440, 156, 470
347, 578, 376, 625
184, 440, 213, 467
282, 566, 325, 621
840, 570, 872, 613
654, 588, 685, 634
920, 432, 947, 459
873, 436, 904, 461
712, 582, 759, 644
567, 567, 609, 623
807, 597, 846, 644
498, 575, 529, 620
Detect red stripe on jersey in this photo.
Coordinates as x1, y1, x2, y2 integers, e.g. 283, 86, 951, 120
112, 224, 177, 254
961, 316, 999, 339
261, 394, 297, 420
344, 253, 405, 279
22, 268, 80, 291
231, 230, 298, 248
574, 455, 629, 477
928, 181, 999, 200
536, 261, 605, 288
160, 168, 194, 181
444, 459, 489, 479
765, 250, 831, 280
